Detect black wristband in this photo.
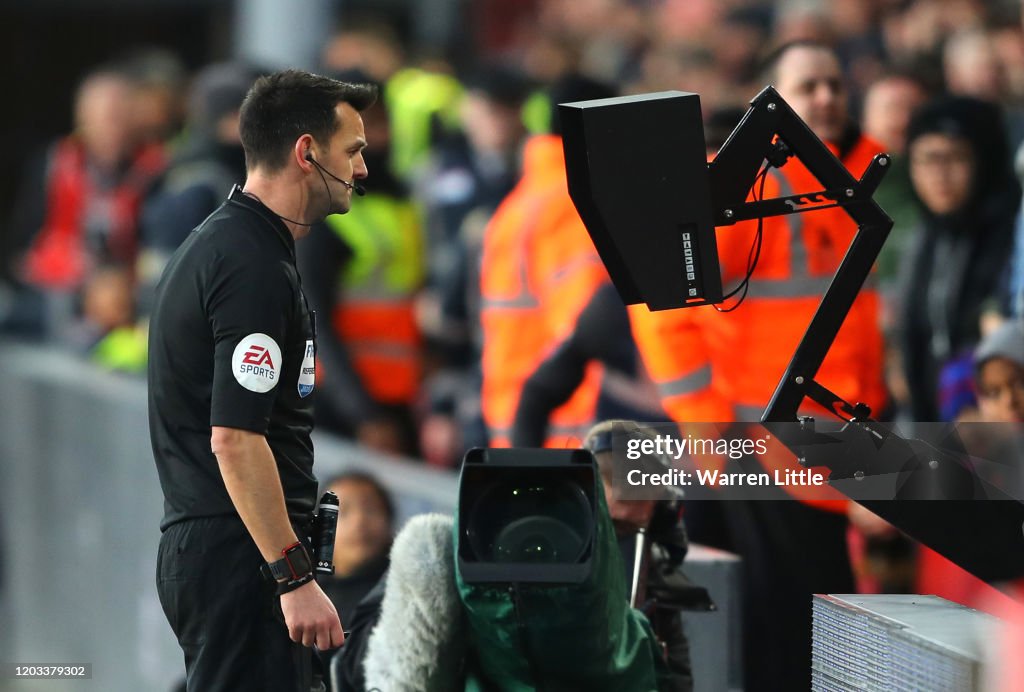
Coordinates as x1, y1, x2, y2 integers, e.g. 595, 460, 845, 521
276, 571, 316, 595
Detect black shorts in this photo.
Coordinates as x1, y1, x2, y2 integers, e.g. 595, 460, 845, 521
157, 516, 319, 691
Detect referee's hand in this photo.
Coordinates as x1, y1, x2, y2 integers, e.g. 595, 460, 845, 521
279, 580, 345, 649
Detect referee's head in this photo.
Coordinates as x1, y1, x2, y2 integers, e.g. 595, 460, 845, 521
239, 69, 376, 174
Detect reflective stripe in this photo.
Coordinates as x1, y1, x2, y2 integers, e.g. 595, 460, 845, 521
657, 364, 713, 397
746, 275, 834, 298
551, 255, 605, 283
481, 294, 540, 310
327, 197, 424, 303
746, 169, 880, 300
765, 169, 809, 277
480, 196, 547, 311
601, 370, 663, 416
551, 423, 590, 438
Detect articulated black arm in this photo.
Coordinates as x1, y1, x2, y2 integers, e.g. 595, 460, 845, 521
709, 86, 894, 424
708, 88, 1024, 582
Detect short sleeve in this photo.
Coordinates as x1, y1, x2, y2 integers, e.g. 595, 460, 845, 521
207, 251, 295, 432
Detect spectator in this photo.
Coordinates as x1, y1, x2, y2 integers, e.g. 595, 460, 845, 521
321, 17, 404, 86
862, 71, 931, 158
319, 470, 395, 667
943, 26, 1024, 150
862, 70, 930, 292
118, 47, 187, 146
86, 262, 151, 373
851, 316, 1024, 599
882, 0, 987, 67
973, 319, 1024, 424
583, 420, 699, 692
900, 96, 1021, 421
861, 70, 933, 413
860, 71, 933, 282
338, 513, 464, 692
943, 28, 1005, 103
6, 65, 165, 339
138, 62, 260, 315
421, 64, 532, 311
479, 74, 614, 449
710, 7, 772, 92
321, 19, 463, 181
913, 319, 1024, 612
511, 283, 663, 448
417, 64, 532, 465
297, 73, 426, 457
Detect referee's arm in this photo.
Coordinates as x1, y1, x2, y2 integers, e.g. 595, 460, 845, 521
213, 426, 344, 650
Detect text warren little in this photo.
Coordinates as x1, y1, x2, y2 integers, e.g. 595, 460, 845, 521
627, 468, 825, 487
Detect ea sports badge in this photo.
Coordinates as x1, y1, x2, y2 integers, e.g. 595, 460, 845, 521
232, 333, 282, 393
298, 339, 315, 398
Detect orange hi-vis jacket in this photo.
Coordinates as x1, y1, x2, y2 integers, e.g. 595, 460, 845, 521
629, 134, 889, 510
480, 135, 609, 448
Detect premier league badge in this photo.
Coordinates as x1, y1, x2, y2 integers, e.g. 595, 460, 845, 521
298, 339, 315, 397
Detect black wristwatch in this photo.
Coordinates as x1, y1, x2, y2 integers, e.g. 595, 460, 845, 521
267, 541, 313, 582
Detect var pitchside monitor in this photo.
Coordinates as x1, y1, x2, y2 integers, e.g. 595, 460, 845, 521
559, 91, 724, 310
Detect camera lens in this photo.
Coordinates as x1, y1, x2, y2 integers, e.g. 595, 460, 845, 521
467, 478, 592, 564
494, 516, 583, 563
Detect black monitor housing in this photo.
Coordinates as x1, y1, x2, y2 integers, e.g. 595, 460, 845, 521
559, 91, 723, 310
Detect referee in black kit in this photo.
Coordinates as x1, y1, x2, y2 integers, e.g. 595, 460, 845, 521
148, 70, 374, 690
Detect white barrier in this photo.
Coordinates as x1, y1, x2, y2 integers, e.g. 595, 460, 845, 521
0, 341, 457, 692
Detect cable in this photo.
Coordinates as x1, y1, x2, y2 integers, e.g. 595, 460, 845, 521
714, 162, 770, 313
311, 160, 336, 219
239, 190, 316, 227
720, 165, 768, 302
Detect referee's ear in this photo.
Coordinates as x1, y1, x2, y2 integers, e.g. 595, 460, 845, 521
294, 135, 317, 172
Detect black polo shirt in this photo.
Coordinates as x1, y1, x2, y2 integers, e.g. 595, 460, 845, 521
148, 186, 318, 531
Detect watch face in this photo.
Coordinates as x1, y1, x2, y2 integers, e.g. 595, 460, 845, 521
284, 544, 312, 578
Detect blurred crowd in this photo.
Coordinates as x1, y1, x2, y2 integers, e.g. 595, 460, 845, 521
3, 0, 1024, 688
4, 0, 1023, 449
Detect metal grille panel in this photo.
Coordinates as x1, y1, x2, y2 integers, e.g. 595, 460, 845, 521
812, 595, 996, 691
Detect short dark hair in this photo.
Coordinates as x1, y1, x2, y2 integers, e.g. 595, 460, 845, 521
758, 39, 836, 85
239, 69, 377, 172
324, 470, 396, 523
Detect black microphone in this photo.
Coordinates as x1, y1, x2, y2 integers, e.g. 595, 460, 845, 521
305, 153, 366, 196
